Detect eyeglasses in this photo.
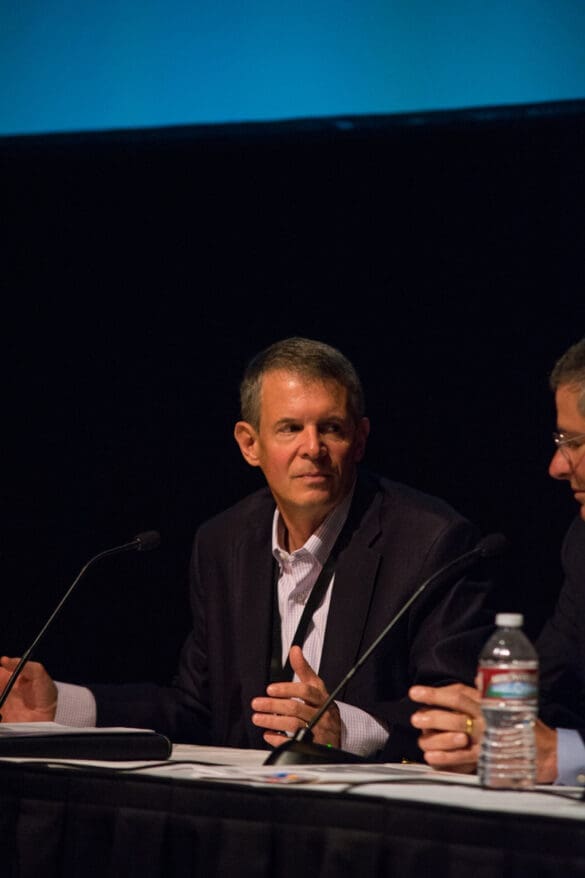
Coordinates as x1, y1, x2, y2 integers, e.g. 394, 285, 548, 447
552, 430, 585, 464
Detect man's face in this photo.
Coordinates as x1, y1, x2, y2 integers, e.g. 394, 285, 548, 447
549, 384, 585, 520
234, 369, 369, 523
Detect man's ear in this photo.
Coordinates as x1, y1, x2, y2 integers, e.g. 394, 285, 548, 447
234, 421, 261, 467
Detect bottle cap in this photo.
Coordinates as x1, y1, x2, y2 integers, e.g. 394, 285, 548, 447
495, 612, 523, 627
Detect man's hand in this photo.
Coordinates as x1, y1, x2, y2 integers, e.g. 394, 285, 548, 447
251, 645, 341, 749
409, 682, 483, 774
409, 684, 559, 783
0, 657, 58, 722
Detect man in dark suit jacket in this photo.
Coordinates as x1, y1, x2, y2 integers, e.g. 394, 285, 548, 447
0, 337, 496, 762
409, 336, 585, 783
537, 517, 585, 734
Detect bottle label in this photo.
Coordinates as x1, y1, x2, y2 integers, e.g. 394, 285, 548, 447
478, 666, 538, 700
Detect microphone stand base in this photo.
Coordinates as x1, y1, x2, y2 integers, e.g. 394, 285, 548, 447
263, 738, 367, 766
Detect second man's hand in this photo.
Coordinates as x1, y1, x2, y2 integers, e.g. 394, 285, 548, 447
251, 645, 341, 749
409, 682, 483, 774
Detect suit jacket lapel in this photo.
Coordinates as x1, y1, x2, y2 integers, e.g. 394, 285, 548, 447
319, 475, 383, 692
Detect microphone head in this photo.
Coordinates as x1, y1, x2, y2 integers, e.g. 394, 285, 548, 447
477, 532, 508, 559
133, 530, 161, 552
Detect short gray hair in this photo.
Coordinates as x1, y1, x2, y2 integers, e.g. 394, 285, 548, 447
550, 337, 585, 416
239, 337, 365, 429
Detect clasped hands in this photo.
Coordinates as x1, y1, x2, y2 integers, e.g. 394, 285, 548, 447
409, 682, 483, 773
408, 681, 559, 783
251, 644, 341, 749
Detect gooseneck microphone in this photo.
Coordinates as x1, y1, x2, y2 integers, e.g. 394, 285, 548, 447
264, 532, 508, 766
0, 530, 161, 719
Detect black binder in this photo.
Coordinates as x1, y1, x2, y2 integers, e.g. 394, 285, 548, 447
0, 725, 172, 761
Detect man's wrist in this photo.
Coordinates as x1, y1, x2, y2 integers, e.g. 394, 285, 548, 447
536, 725, 558, 783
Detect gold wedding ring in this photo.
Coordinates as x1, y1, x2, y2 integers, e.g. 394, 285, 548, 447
465, 716, 474, 737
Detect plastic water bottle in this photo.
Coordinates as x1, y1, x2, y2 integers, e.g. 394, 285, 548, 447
477, 613, 538, 789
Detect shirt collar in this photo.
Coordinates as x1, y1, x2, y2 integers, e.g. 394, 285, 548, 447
271, 482, 356, 567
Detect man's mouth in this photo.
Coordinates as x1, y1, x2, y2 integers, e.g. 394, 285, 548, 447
295, 472, 331, 479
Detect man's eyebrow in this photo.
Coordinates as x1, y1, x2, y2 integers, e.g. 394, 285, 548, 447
271, 415, 347, 427
273, 417, 299, 427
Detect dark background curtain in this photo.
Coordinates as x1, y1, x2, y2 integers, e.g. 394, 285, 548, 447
2, 99, 584, 687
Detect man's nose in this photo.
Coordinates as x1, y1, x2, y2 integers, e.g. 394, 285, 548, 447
302, 427, 325, 457
549, 448, 572, 480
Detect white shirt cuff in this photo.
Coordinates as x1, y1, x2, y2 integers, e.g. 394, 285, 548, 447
54, 681, 97, 727
337, 701, 389, 757
556, 727, 585, 785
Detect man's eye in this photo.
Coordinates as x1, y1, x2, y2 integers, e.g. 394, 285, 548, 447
566, 439, 584, 450
321, 423, 342, 434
